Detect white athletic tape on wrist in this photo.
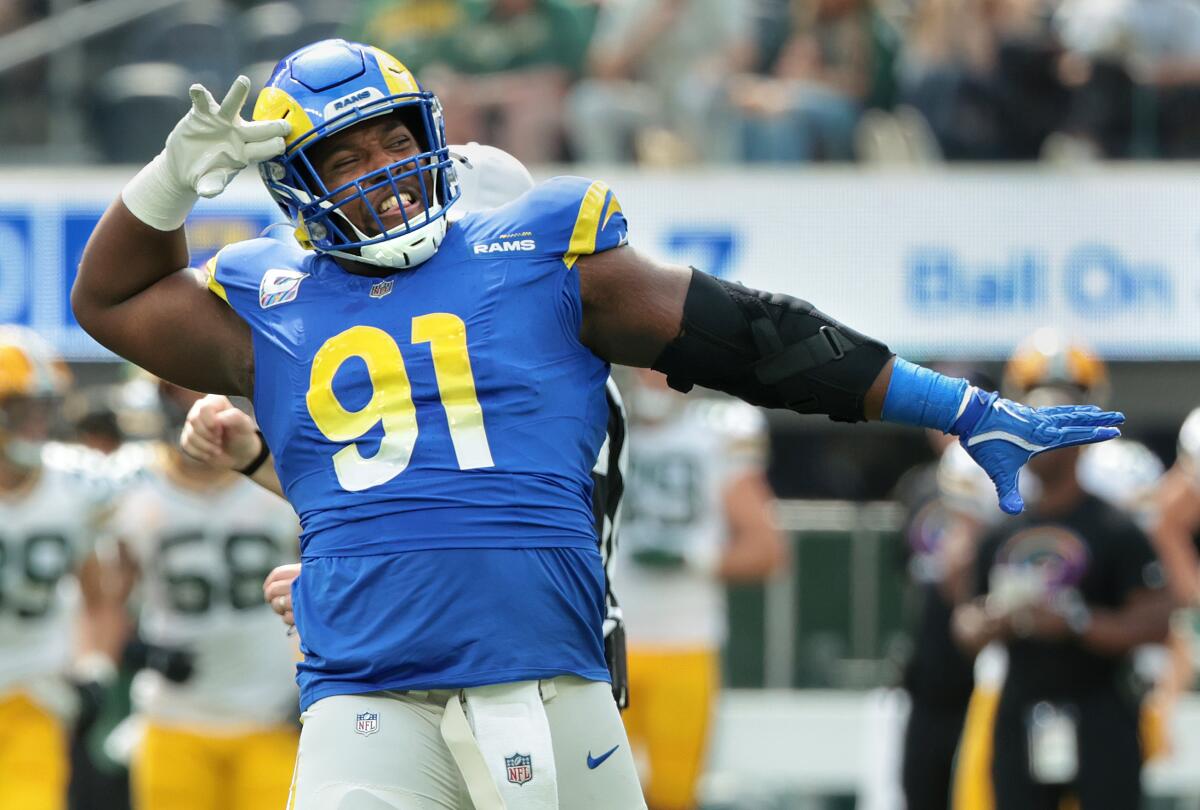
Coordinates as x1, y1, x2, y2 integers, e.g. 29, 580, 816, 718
121, 153, 198, 232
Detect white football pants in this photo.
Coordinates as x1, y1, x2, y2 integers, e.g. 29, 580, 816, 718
288, 676, 646, 810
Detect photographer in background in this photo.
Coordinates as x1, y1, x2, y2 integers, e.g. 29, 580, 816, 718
953, 331, 1171, 810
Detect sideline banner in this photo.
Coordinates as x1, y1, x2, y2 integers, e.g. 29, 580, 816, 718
2, 167, 1198, 360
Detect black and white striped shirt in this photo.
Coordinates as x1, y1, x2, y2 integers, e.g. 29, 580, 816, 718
592, 377, 629, 707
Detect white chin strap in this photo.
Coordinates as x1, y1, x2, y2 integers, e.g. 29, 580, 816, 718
325, 204, 449, 270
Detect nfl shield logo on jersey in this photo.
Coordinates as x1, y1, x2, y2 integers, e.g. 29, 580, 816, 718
369, 278, 394, 299
505, 753, 533, 786
354, 712, 379, 737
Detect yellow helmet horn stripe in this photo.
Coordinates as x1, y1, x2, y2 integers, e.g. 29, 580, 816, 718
253, 86, 317, 149
368, 47, 421, 96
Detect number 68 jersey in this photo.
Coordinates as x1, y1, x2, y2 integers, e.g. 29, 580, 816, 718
109, 454, 301, 729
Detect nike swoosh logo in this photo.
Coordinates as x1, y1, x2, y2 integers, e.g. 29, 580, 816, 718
587, 745, 619, 769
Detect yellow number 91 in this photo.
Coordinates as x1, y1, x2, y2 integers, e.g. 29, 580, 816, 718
306, 314, 494, 492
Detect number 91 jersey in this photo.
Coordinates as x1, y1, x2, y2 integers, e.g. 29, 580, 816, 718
0, 445, 113, 694
109, 455, 301, 728
204, 176, 624, 557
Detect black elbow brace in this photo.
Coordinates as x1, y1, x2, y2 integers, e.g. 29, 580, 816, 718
651, 269, 894, 422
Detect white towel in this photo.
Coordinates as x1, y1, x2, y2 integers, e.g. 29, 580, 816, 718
441, 680, 559, 810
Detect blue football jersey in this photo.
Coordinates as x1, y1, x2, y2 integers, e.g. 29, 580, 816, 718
205, 176, 627, 707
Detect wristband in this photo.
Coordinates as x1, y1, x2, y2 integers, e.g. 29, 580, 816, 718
237, 430, 271, 477
71, 651, 117, 686
880, 358, 972, 433
121, 153, 197, 231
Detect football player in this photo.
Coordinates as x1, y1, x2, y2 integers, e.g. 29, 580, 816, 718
1152, 407, 1200, 606
618, 369, 784, 809
73, 40, 1121, 809
104, 379, 301, 810
0, 326, 120, 810
179, 142, 635, 710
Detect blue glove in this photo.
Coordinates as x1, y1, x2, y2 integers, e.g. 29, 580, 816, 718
950, 389, 1124, 514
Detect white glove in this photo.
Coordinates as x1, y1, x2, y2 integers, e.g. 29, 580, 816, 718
122, 75, 290, 231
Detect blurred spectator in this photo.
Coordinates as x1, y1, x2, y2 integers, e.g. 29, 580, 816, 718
349, 0, 590, 164
344, 0, 467, 80
566, 0, 755, 164
730, 0, 879, 162
1054, 0, 1200, 158
897, 0, 1067, 160
0, 0, 49, 150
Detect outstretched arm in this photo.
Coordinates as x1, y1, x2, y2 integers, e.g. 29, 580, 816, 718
577, 247, 1123, 514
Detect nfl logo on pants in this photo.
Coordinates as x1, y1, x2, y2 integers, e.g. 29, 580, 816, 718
355, 712, 379, 736
505, 753, 533, 786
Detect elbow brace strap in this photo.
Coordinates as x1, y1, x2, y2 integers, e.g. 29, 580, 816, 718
651, 269, 894, 422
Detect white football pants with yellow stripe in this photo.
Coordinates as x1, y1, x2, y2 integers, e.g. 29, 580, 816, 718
289, 676, 646, 810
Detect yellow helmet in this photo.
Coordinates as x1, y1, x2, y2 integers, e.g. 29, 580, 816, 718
0, 326, 71, 401
1002, 328, 1108, 406
0, 326, 71, 466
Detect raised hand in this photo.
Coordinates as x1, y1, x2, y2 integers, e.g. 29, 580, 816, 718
122, 75, 290, 230
952, 389, 1124, 514
175, 76, 290, 198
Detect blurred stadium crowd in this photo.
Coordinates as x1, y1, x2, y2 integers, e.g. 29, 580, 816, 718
7, 0, 1200, 165
4, 2, 1200, 810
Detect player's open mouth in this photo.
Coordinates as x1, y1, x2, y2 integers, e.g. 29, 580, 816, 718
376, 188, 425, 224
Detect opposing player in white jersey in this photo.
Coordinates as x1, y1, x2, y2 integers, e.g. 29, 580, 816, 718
106, 379, 301, 810
1152, 407, 1200, 606
618, 368, 785, 810
0, 326, 124, 810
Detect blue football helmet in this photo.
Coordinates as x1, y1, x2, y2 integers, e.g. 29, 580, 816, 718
252, 39, 460, 269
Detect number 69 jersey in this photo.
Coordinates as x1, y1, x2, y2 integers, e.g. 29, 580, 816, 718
0, 446, 113, 695
620, 400, 767, 649
109, 456, 301, 729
